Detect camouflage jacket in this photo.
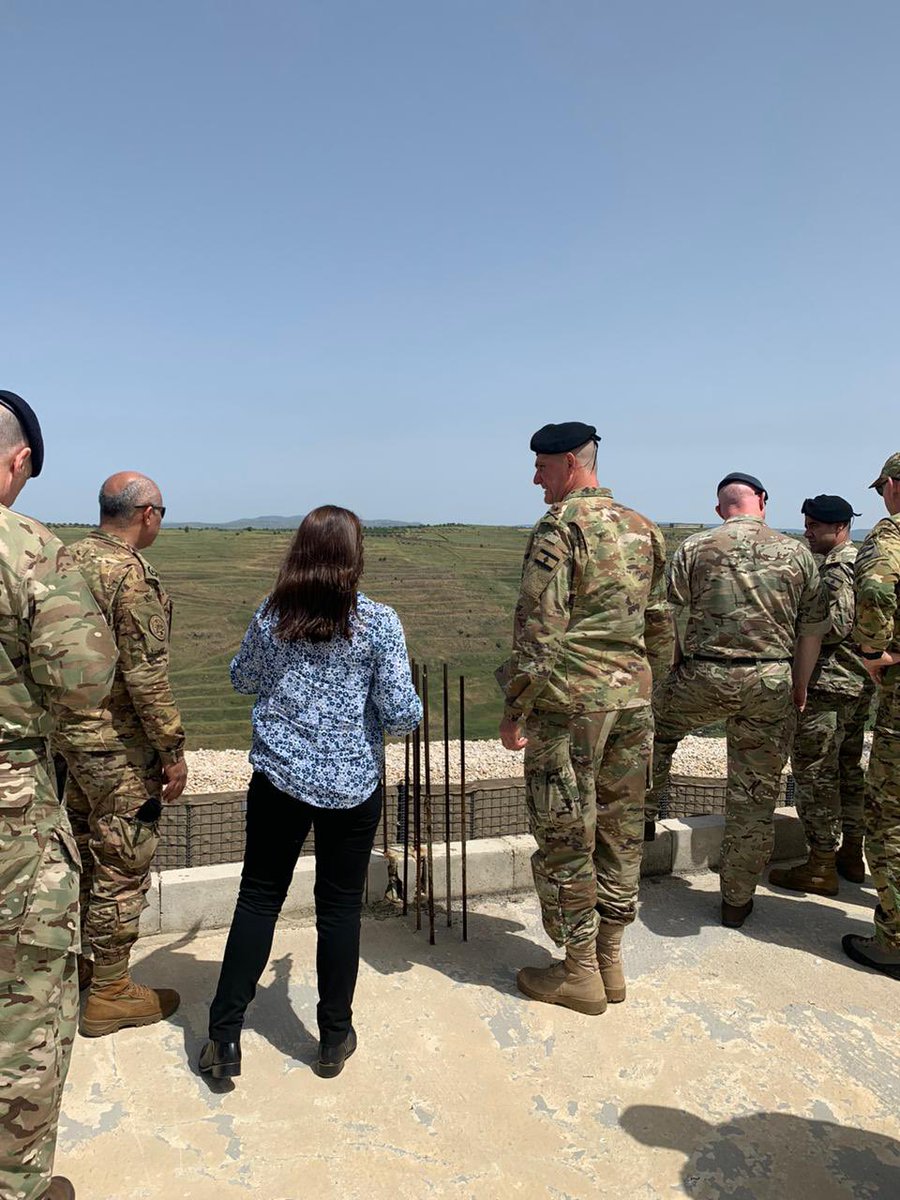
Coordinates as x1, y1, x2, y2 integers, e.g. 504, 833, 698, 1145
65, 530, 185, 761
504, 487, 674, 721
0, 505, 118, 950
853, 514, 900, 688
809, 541, 873, 698
669, 516, 830, 659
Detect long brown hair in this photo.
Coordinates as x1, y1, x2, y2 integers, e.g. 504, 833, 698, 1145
266, 506, 364, 642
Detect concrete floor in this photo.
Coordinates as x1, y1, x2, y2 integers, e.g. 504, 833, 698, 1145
59, 873, 899, 1199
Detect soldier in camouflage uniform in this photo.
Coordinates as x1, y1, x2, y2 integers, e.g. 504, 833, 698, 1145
770, 495, 873, 896
0, 391, 118, 1200
500, 422, 673, 1015
843, 453, 900, 978
61, 472, 187, 1036
645, 473, 830, 928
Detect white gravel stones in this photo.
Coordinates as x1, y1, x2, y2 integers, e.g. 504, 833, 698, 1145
185, 731, 873, 795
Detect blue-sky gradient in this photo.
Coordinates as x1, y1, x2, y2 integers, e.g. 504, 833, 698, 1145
3, 2, 897, 529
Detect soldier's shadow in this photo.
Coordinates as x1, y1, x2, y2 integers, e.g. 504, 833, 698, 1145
133, 933, 318, 1092
638, 874, 882, 975
620, 1104, 900, 1199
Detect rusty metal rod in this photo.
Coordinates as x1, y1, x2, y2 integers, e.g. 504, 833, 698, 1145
401, 735, 410, 916
413, 662, 422, 932
381, 750, 388, 856
442, 662, 451, 926
423, 664, 436, 945
459, 673, 467, 942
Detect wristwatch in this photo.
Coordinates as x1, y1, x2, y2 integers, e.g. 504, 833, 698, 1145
860, 650, 884, 661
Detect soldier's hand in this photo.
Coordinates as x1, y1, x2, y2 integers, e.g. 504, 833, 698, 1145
162, 758, 188, 803
862, 650, 900, 684
499, 716, 528, 752
792, 682, 807, 712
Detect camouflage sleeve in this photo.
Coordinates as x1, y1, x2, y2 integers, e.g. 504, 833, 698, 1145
112, 564, 185, 760
853, 521, 900, 650
503, 518, 573, 722
30, 538, 118, 751
821, 559, 855, 644
795, 545, 832, 638
666, 541, 691, 610
644, 525, 675, 682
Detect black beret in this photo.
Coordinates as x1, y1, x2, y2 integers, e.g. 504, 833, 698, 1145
530, 422, 600, 455
0, 390, 44, 478
717, 471, 767, 501
801, 494, 860, 524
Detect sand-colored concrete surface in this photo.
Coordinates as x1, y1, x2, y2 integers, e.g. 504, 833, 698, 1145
59, 873, 899, 1199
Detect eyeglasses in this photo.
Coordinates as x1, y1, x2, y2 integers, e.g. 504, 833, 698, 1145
134, 504, 166, 519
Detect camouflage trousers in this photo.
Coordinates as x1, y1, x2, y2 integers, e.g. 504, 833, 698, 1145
866, 682, 900, 949
647, 660, 795, 906
524, 706, 652, 950
791, 689, 872, 852
64, 745, 162, 967
1, 753, 80, 1200
0, 944, 77, 1200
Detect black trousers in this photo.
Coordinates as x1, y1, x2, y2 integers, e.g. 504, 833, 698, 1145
208, 770, 382, 1046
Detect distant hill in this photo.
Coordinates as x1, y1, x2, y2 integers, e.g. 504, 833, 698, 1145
180, 515, 419, 530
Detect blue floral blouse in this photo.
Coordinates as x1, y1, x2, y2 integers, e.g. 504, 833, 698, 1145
231, 592, 422, 808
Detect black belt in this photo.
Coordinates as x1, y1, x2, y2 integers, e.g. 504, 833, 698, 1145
690, 655, 791, 666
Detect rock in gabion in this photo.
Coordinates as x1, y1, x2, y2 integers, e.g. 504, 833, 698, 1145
184, 732, 872, 795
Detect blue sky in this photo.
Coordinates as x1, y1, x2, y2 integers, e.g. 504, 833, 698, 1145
2, 1, 897, 529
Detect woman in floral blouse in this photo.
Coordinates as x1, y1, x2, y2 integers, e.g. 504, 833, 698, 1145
199, 506, 421, 1080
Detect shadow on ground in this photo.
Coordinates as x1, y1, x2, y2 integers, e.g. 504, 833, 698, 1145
638, 874, 882, 976
621, 1104, 900, 1199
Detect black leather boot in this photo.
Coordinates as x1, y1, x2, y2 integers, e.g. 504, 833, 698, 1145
317, 1027, 357, 1078
198, 1039, 241, 1079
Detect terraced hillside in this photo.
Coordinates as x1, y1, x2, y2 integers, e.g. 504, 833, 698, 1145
52, 521, 712, 748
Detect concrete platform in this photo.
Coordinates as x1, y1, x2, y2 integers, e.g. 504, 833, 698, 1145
60, 873, 899, 1199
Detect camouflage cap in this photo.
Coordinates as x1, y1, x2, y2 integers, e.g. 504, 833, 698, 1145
0, 390, 43, 476
869, 452, 900, 490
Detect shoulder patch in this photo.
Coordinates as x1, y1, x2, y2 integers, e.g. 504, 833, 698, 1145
148, 614, 167, 641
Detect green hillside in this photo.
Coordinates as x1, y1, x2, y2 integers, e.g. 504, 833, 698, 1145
52, 521, 714, 748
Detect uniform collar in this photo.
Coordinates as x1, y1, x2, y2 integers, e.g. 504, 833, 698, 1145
563, 486, 612, 500
723, 515, 765, 524
823, 539, 855, 563
88, 528, 152, 568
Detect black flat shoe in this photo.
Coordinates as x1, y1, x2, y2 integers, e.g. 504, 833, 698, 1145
317, 1027, 357, 1078
198, 1039, 241, 1079
721, 898, 753, 928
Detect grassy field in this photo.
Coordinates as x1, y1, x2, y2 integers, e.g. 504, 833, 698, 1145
52, 521, 715, 748
52, 524, 540, 747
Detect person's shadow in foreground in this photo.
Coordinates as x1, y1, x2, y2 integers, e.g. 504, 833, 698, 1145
620, 1104, 900, 1199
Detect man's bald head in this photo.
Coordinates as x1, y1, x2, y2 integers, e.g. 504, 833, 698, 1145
716, 481, 766, 519
98, 472, 165, 548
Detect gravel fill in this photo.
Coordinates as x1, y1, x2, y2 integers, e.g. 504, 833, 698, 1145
184, 732, 873, 795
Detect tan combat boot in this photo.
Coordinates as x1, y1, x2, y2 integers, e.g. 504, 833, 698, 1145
835, 836, 866, 884
42, 1177, 75, 1200
596, 925, 626, 1003
769, 848, 839, 897
517, 943, 607, 1015
80, 958, 180, 1038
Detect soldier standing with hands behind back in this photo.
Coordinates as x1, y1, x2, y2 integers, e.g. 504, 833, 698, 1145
500, 423, 673, 1015
61, 472, 187, 1036
0, 391, 118, 1200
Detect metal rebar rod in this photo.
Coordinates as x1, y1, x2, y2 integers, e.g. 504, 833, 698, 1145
381, 749, 388, 855
459, 673, 467, 942
413, 663, 422, 932
442, 662, 451, 927
402, 736, 410, 917
422, 664, 436, 945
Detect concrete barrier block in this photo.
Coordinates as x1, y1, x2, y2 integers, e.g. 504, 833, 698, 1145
640, 829, 674, 877
366, 851, 390, 903
772, 807, 807, 862
415, 838, 515, 900
667, 815, 724, 874
502, 834, 534, 892
139, 872, 161, 935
